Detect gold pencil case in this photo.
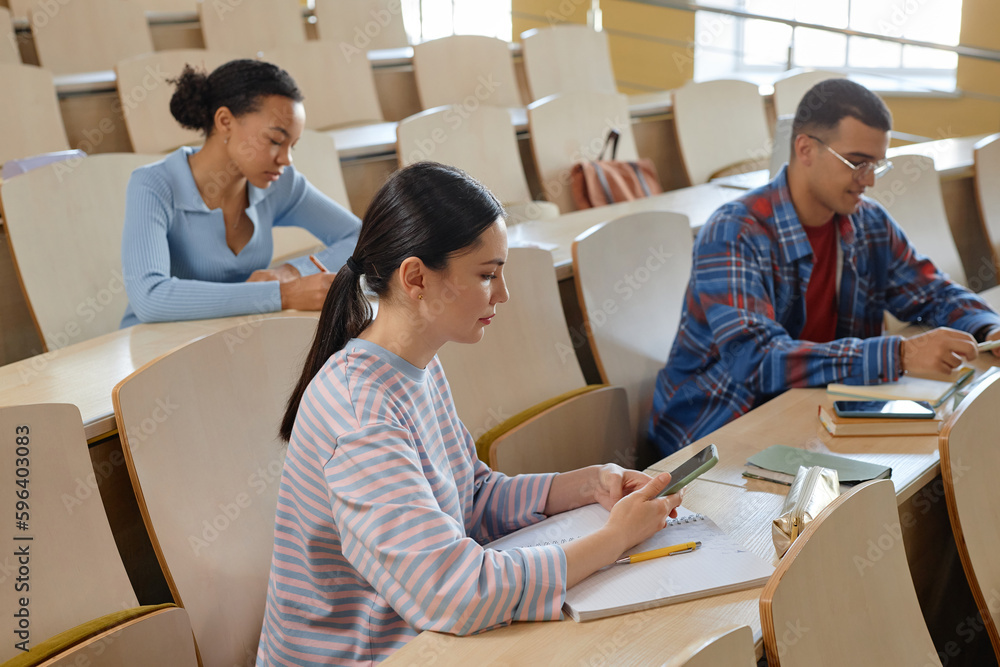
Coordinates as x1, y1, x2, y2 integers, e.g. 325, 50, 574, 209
772, 465, 840, 558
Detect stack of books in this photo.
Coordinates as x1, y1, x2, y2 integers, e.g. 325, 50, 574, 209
817, 405, 942, 437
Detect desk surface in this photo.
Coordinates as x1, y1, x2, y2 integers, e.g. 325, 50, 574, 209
0, 310, 317, 442
382, 386, 950, 665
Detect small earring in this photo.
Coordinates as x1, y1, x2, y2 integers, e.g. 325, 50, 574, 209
224, 138, 229, 145
417, 294, 424, 300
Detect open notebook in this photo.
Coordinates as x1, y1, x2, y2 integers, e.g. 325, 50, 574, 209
487, 504, 774, 621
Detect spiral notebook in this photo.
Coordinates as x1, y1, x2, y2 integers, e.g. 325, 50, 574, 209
486, 504, 774, 621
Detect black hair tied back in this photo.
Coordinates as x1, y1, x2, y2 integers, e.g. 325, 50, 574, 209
168, 59, 303, 138
169, 65, 213, 134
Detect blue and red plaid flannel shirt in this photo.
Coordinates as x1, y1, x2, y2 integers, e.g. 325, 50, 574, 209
649, 167, 1000, 455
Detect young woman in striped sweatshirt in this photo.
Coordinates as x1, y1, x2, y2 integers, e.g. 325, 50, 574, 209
120, 59, 361, 327
257, 162, 682, 666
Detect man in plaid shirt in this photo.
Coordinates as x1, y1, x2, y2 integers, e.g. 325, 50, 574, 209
650, 79, 1000, 456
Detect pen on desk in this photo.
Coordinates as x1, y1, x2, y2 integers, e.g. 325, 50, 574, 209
742, 472, 792, 486
615, 541, 702, 565
309, 255, 329, 273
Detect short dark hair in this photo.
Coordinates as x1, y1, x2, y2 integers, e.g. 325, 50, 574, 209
279, 162, 505, 441
169, 59, 303, 136
792, 78, 892, 144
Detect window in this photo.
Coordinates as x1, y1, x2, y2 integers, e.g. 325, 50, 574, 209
694, 0, 963, 92
402, 0, 513, 43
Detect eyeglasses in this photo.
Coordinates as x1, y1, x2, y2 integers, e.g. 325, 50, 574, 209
807, 135, 893, 182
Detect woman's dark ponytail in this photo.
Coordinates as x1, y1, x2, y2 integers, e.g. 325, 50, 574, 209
279, 265, 370, 441
279, 162, 504, 442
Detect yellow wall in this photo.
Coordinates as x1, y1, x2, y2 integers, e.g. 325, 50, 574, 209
512, 0, 1000, 137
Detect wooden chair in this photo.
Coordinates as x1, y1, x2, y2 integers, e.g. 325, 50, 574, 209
572, 211, 693, 446
8, 606, 198, 667
527, 91, 639, 213
0, 153, 159, 349
199, 0, 305, 58
520, 25, 617, 102
939, 372, 1000, 661
397, 105, 533, 206
22, 0, 153, 75
437, 246, 589, 442
270, 129, 350, 265
412, 35, 523, 109
485, 385, 633, 474
772, 69, 845, 118
662, 626, 756, 667
973, 133, 1000, 273
112, 316, 318, 667
760, 480, 940, 666
262, 41, 384, 131
0, 404, 197, 666
313, 0, 409, 51
116, 49, 238, 154
0, 64, 69, 165
868, 154, 968, 285
1, 8, 20, 64
672, 79, 771, 185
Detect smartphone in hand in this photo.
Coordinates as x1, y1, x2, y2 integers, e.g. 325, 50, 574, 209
658, 444, 719, 497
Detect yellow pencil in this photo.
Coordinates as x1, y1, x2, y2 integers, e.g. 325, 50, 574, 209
615, 541, 701, 565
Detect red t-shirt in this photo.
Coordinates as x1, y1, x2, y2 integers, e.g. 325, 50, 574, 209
799, 218, 839, 343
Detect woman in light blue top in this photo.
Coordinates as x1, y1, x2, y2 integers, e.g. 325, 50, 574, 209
120, 59, 361, 327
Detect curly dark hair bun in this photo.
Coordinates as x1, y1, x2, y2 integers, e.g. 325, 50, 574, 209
167, 59, 304, 137
169, 64, 212, 132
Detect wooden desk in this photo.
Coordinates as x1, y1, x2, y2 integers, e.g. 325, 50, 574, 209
0, 310, 317, 442
383, 387, 959, 665
510, 182, 741, 281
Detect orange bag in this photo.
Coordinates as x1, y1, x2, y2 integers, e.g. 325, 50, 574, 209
570, 129, 663, 209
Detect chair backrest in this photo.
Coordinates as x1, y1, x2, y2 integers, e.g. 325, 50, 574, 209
662, 625, 757, 667
760, 480, 940, 666
973, 133, 1000, 269
116, 49, 238, 154
772, 69, 845, 118
520, 25, 616, 101
672, 79, 771, 185
313, 0, 409, 51
0, 64, 69, 165
489, 385, 633, 474
867, 154, 968, 285
437, 246, 586, 439
263, 41, 384, 131
1, 8, 20, 64
769, 114, 794, 177
269, 129, 349, 265
939, 372, 1000, 660
22, 606, 199, 667
112, 316, 318, 667
412, 35, 523, 109
199, 0, 305, 58
24, 0, 153, 75
0, 404, 138, 663
527, 91, 638, 213
397, 105, 532, 206
0, 153, 159, 350
572, 212, 693, 445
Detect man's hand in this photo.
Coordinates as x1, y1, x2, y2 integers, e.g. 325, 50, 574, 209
900, 327, 977, 376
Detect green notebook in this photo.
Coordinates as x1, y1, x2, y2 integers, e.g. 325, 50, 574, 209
744, 444, 891, 485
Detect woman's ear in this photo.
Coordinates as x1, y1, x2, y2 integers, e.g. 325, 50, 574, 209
214, 106, 235, 142
398, 257, 427, 302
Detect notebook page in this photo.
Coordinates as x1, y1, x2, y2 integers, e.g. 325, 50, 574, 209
487, 505, 775, 621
